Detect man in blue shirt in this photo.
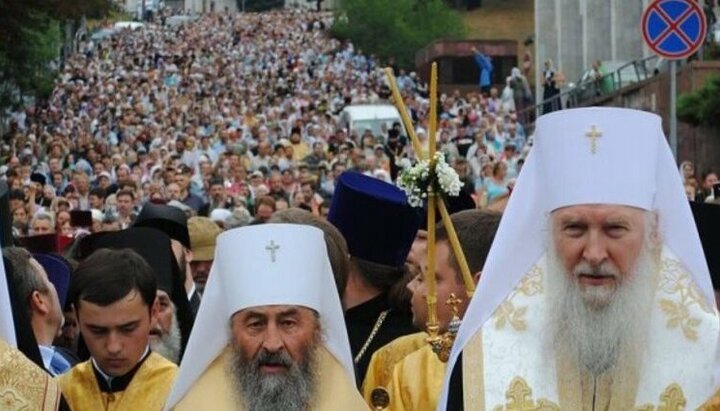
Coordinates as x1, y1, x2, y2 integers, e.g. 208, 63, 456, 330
473, 47, 493, 95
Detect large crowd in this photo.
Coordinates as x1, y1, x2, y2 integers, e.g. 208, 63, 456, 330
3, 7, 720, 411
2, 9, 531, 239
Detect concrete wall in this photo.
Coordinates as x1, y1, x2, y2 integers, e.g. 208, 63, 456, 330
586, 61, 720, 172
535, 0, 649, 101
185, 0, 237, 13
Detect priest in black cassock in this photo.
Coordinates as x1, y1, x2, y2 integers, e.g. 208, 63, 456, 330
328, 171, 420, 385
133, 202, 201, 315
690, 200, 720, 308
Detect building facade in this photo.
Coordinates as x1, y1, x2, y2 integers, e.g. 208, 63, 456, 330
535, 0, 653, 98
184, 0, 238, 13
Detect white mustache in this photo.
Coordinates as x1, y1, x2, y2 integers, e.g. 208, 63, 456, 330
572, 261, 620, 279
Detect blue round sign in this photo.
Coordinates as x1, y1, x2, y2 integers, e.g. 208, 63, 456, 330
642, 0, 707, 59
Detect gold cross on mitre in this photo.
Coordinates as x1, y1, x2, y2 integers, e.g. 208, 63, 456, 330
585, 124, 602, 154
265, 240, 280, 262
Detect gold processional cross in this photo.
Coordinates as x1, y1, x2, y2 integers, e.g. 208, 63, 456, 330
585, 125, 602, 154
265, 240, 280, 262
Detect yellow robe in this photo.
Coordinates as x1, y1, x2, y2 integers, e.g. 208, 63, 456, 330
173, 345, 369, 410
700, 389, 720, 410
361, 332, 427, 404
0, 338, 61, 411
387, 345, 446, 411
57, 352, 177, 411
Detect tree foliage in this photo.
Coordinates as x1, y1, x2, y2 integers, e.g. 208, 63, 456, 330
56, 0, 114, 20
0, 0, 111, 110
678, 75, 720, 128
332, 0, 466, 69
0, 6, 60, 106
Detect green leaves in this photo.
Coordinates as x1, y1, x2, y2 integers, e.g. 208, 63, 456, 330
0, 0, 111, 110
677, 75, 720, 128
332, 0, 466, 69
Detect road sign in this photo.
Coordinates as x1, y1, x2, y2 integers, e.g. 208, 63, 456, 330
642, 0, 707, 60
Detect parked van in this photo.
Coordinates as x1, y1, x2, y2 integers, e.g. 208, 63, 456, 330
340, 104, 404, 141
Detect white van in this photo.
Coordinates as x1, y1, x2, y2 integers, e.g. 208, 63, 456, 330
114, 22, 145, 30
340, 104, 404, 141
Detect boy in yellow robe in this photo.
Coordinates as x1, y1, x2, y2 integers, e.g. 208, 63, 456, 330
57, 249, 177, 411
362, 191, 479, 404
386, 210, 501, 411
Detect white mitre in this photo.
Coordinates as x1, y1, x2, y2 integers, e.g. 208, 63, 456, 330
438, 107, 719, 410
165, 224, 355, 409
0, 242, 16, 346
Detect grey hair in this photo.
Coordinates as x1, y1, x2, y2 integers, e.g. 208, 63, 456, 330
2, 247, 48, 319
31, 212, 55, 228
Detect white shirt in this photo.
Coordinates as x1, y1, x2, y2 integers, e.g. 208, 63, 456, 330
39, 345, 55, 374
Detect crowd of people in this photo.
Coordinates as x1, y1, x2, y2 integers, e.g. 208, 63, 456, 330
2, 9, 532, 242
2, 6, 720, 411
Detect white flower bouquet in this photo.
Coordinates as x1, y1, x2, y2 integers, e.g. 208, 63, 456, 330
397, 152, 463, 208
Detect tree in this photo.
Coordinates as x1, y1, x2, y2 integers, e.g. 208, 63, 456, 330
55, 0, 113, 20
0, 5, 61, 106
332, 0, 466, 69
0, 0, 111, 112
678, 75, 720, 128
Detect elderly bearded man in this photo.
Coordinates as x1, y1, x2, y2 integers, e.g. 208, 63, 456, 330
165, 224, 368, 410
440, 108, 719, 410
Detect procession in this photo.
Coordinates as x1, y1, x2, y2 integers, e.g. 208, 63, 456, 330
2, 0, 720, 410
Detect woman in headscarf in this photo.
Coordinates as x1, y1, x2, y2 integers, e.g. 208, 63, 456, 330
509, 67, 532, 123
679, 160, 695, 184
542, 59, 561, 114
500, 76, 516, 114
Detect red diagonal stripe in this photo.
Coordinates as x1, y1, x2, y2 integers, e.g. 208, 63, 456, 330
650, 2, 696, 48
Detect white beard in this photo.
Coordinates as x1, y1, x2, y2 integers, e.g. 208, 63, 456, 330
546, 240, 657, 377
150, 313, 181, 364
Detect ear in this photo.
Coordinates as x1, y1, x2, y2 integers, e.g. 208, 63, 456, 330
29, 290, 49, 316
185, 248, 194, 265
473, 271, 482, 285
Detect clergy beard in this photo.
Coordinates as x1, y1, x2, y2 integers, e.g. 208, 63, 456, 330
150, 312, 181, 364
227, 338, 319, 411
546, 237, 656, 377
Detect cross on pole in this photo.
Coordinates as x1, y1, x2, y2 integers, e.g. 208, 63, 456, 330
445, 293, 463, 318
265, 240, 280, 262
585, 125, 602, 154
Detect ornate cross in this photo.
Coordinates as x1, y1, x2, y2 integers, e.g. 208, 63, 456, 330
265, 240, 280, 262
494, 377, 560, 411
446, 293, 463, 318
585, 125, 602, 154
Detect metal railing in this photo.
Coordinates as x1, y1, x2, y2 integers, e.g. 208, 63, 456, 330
517, 55, 670, 132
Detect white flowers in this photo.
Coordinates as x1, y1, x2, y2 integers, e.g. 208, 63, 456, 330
397, 152, 462, 208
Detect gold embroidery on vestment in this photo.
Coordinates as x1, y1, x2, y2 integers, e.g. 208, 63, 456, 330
658, 257, 713, 341
493, 265, 542, 331
463, 331, 485, 410
491, 377, 560, 411
634, 383, 686, 411
0, 340, 59, 411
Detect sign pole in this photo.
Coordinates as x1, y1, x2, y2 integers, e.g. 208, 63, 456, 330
641, 0, 707, 162
670, 60, 677, 159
